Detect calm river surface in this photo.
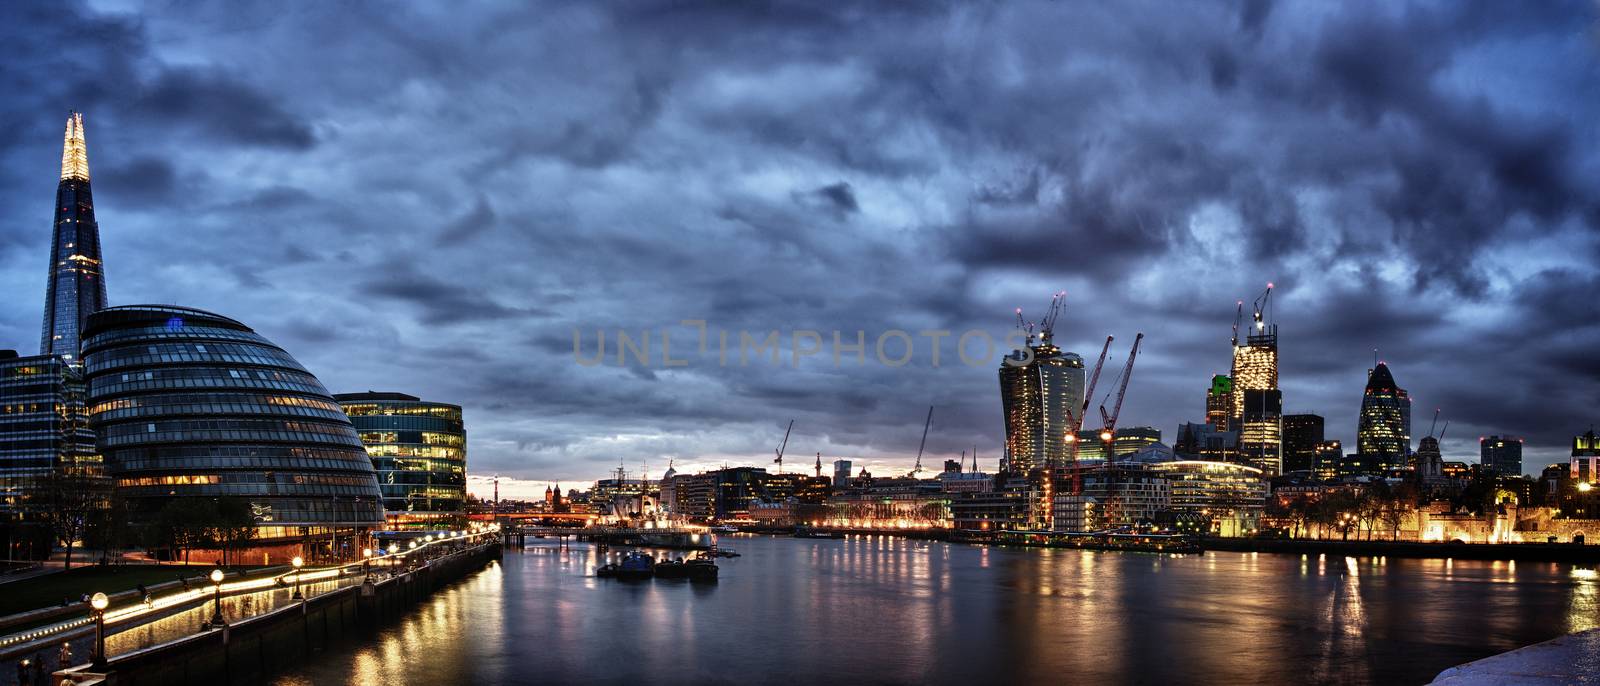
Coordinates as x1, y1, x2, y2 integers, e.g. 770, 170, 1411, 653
274, 535, 1598, 685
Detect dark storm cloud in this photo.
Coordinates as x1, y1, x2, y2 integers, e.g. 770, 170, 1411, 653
0, 0, 1595, 484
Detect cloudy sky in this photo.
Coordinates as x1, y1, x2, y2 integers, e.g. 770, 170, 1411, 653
1, 1, 1596, 498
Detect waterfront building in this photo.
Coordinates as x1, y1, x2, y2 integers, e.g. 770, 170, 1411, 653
829, 476, 949, 528
831, 459, 852, 489
1238, 389, 1283, 475
1357, 363, 1411, 471
1441, 461, 1471, 481
82, 305, 384, 561
999, 333, 1085, 472
334, 391, 466, 528
1052, 463, 1170, 531
40, 113, 108, 364
1205, 375, 1232, 431
1480, 435, 1524, 476
1313, 440, 1343, 481
950, 473, 1036, 531
1571, 430, 1599, 485
1281, 414, 1324, 474
0, 351, 100, 522
940, 471, 994, 493
666, 472, 716, 521
1149, 461, 1267, 537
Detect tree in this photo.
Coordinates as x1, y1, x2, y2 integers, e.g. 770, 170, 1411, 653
83, 494, 132, 562
31, 469, 106, 570
155, 499, 219, 565
214, 498, 258, 566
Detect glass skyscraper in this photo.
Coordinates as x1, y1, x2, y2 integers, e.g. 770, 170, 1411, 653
0, 351, 99, 520
40, 112, 107, 364
1232, 324, 1281, 475
1357, 362, 1412, 471
82, 305, 384, 558
334, 392, 467, 528
999, 335, 1085, 473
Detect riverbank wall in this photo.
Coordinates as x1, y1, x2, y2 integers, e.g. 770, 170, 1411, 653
1205, 537, 1600, 563
53, 543, 500, 686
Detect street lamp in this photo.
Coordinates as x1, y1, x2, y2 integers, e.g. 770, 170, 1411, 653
362, 548, 373, 579
207, 568, 225, 628
88, 592, 109, 670
291, 556, 305, 600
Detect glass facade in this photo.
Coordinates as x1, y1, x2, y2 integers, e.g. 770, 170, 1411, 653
41, 113, 107, 363
0, 351, 101, 519
334, 392, 466, 527
1232, 329, 1281, 475
999, 337, 1085, 472
82, 305, 384, 539
1357, 363, 1411, 472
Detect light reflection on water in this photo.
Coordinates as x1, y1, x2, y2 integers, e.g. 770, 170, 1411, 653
273, 537, 1597, 685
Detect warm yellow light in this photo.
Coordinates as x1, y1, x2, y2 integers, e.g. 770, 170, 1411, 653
89, 592, 108, 611
1580, 482, 1594, 493
362, 548, 373, 558
292, 556, 304, 569
209, 568, 224, 584
1100, 431, 1113, 442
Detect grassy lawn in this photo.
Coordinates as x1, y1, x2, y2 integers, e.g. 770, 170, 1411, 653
0, 565, 264, 618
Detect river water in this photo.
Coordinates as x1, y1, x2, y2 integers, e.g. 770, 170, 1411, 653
273, 535, 1598, 685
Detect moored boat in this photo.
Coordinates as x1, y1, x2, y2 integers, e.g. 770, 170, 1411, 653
794, 526, 844, 539
686, 551, 719, 582
617, 551, 656, 580
655, 557, 688, 579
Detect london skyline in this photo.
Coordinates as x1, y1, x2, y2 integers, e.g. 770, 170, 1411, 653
1, 2, 1597, 497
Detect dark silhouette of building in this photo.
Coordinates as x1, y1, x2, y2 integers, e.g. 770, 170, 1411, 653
82, 305, 384, 560
41, 113, 107, 363
1479, 435, 1524, 477
1281, 414, 1324, 474
335, 392, 467, 528
1357, 363, 1411, 471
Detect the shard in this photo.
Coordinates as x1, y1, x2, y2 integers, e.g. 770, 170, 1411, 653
40, 112, 108, 363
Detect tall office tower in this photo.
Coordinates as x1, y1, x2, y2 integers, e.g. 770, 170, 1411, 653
1573, 430, 1600, 484
336, 392, 467, 529
0, 351, 100, 521
1281, 414, 1324, 474
83, 306, 384, 560
1205, 375, 1233, 430
999, 334, 1085, 473
1231, 289, 1280, 474
1357, 363, 1412, 471
1479, 435, 1524, 477
832, 459, 853, 489
40, 113, 108, 363
1238, 389, 1283, 475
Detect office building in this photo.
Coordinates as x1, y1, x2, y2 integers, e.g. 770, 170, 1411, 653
40, 113, 108, 364
1281, 414, 1323, 474
1238, 389, 1282, 475
1313, 440, 1343, 481
1113, 426, 1162, 457
832, 459, 853, 489
1479, 435, 1523, 477
82, 305, 384, 560
999, 332, 1085, 472
1357, 362, 1411, 471
0, 351, 100, 520
1572, 430, 1600, 485
1053, 463, 1171, 531
1205, 375, 1233, 431
335, 391, 467, 528
1149, 461, 1267, 537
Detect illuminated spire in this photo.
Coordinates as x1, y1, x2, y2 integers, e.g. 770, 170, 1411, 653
60, 112, 89, 182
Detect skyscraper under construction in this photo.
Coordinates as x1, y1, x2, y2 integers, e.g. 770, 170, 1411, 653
999, 301, 1085, 473
1231, 285, 1281, 475
40, 112, 107, 363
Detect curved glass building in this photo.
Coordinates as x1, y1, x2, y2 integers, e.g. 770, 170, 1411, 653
333, 392, 466, 528
81, 305, 384, 557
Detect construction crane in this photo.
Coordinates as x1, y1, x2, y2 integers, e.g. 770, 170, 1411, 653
1058, 335, 1114, 496
772, 420, 794, 474
1014, 308, 1034, 340
908, 405, 934, 478
1097, 333, 1145, 456
1251, 282, 1275, 334
1038, 290, 1066, 341
1231, 300, 1244, 347
1428, 408, 1441, 438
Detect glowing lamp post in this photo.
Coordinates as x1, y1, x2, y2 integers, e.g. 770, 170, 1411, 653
88, 591, 109, 669
291, 556, 305, 600
207, 568, 226, 628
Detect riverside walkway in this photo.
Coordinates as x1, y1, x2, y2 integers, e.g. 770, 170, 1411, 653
0, 527, 496, 683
